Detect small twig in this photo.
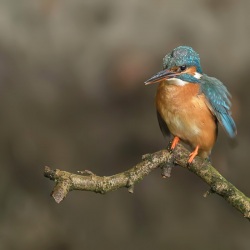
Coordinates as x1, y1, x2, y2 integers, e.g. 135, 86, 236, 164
44, 144, 250, 220
203, 188, 215, 198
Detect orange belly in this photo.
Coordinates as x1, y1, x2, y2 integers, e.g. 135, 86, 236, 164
156, 81, 217, 158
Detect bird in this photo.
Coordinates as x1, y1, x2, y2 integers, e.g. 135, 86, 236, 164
145, 46, 237, 163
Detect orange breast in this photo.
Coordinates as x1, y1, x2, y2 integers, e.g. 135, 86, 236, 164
156, 81, 217, 157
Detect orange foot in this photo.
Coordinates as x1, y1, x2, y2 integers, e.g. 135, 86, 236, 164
170, 136, 180, 150
188, 145, 199, 164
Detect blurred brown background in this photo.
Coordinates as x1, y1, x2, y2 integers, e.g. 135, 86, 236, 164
0, 0, 249, 249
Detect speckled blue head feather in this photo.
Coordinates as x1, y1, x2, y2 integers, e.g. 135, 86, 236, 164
163, 46, 202, 74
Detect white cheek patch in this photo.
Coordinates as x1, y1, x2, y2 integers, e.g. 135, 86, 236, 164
167, 78, 189, 86
193, 72, 202, 79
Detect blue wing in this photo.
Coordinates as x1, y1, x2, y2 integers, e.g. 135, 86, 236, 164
199, 74, 237, 138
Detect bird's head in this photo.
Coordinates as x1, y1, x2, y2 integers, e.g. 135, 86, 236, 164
145, 46, 203, 85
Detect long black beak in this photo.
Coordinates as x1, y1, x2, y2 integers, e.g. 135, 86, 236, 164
144, 69, 179, 85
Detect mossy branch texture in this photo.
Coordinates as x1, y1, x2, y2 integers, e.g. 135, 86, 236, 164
44, 143, 250, 220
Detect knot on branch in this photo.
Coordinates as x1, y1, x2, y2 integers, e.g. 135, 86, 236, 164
126, 172, 137, 193
161, 151, 176, 178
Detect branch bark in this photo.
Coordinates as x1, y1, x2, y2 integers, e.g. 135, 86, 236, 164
44, 143, 250, 220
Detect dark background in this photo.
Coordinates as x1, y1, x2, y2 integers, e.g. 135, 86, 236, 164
0, 0, 249, 249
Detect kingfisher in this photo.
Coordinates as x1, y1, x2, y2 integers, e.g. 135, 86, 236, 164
145, 46, 237, 163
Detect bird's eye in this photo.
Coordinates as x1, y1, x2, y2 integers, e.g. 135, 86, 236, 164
180, 65, 187, 71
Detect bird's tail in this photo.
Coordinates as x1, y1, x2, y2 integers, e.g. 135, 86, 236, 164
221, 113, 237, 138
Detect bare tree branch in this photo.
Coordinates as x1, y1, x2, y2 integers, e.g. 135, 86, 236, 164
44, 143, 250, 220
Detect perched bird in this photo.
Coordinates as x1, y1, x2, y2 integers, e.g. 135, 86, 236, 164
145, 46, 237, 163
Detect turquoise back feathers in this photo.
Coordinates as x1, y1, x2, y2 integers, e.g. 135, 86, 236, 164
199, 75, 237, 138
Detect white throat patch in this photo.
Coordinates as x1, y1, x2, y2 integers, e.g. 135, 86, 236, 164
167, 78, 189, 86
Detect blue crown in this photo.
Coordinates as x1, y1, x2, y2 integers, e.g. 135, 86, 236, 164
163, 46, 202, 74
